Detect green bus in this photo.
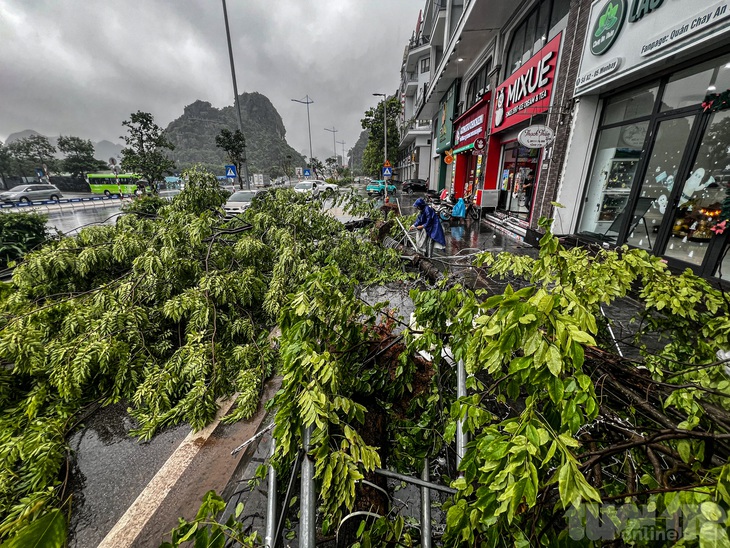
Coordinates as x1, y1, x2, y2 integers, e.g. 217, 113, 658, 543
87, 173, 141, 195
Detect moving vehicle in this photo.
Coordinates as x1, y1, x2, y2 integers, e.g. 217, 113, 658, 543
87, 173, 140, 195
223, 189, 268, 215
294, 180, 338, 197
402, 178, 428, 194
366, 180, 397, 196
0, 184, 63, 203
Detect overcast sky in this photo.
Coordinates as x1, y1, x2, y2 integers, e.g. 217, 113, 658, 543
0, 0, 423, 162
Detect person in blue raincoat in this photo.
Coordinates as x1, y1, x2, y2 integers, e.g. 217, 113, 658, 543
411, 197, 446, 258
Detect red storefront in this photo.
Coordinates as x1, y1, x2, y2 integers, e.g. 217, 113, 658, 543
451, 93, 491, 200
484, 33, 562, 217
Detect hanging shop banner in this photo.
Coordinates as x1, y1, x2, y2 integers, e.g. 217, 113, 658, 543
453, 95, 490, 150
575, 0, 730, 95
518, 124, 556, 148
491, 33, 562, 133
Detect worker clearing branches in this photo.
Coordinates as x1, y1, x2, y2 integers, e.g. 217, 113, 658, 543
410, 197, 446, 258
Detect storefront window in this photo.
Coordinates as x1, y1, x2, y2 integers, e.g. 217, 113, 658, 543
505, 0, 566, 79
626, 115, 696, 252
603, 84, 658, 126
578, 123, 646, 236
661, 56, 730, 112
664, 110, 730, 265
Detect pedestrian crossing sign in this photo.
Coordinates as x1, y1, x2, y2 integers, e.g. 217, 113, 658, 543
225, 165, 237, 178
382, 166, 393, 177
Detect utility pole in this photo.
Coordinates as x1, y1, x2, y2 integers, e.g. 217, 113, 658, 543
373, 93, 388, 200
292, 96, 314, 173
222, 0, 250, 190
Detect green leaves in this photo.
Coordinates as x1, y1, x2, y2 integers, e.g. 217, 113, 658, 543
0, 509, 66, 548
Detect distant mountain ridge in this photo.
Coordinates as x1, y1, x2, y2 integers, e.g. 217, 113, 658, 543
6, 91, 305, 177
4, 130, 123, 161
164, 92, 306, 175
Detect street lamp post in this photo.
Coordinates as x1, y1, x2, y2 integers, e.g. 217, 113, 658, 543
324, 126, 338, 177
373, 93, 388, 200
221, 0, 251, 190
292, 96, 314, 176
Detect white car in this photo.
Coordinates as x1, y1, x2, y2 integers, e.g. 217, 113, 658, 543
293, 180, 338, 198
222, 189, 267, 215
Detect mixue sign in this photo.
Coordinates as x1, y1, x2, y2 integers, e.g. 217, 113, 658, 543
492, 33, 562, 133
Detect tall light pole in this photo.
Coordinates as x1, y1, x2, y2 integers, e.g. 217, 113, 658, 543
336, 139, 346, 168
324, 126, 338, 176
373, 93, 388, 200
292, 96, 314, 176
221, 0, 250, 190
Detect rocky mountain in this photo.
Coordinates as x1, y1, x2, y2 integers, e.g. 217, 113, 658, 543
4, 130, 123, 161
164, 93, 305, 176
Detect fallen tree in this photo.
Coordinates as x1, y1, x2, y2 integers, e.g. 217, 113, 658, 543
270, 215, 730, 547
0, 168, 407, 542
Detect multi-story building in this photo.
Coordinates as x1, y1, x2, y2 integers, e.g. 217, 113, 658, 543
397, 9, 435, 183
399, 0, 730, 283
402, 0, 574, 240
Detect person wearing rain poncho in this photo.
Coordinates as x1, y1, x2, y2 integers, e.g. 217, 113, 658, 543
410, 197, 446, 257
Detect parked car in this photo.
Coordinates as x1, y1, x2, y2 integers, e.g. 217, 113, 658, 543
222, 189, 267, 215
0, 184, 63, 203
366, 180, 397, 196
402, 178, 429, 194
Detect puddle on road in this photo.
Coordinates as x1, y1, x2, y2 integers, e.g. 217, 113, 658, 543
67, 403, 187, 548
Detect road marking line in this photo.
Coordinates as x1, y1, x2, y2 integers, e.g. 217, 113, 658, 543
98, 395, 239, 548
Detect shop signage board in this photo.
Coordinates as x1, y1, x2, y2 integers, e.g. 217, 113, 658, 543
518, 125, 556, 148
453, 96, 490, 150
575, 0, 730, 95
435, 83, 458, 153
491, 33, 562, 133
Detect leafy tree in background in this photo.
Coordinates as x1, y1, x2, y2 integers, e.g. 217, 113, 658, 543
308, 157, 324, 179
57, 135, 102, 178
361, 96, 400, 177
325, 156, 338, 179
6, 135, 57, 177
0, 142, 12, 186
215, 128, 247, 189
120, 111, 176, 192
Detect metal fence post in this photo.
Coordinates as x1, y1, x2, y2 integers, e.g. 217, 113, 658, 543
421, 458, 432, 548
456, 359, 467, 468
300, 425, 316, 547
264, 435, 277, 547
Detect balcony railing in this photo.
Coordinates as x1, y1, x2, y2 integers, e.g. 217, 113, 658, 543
408, 35, 430, 50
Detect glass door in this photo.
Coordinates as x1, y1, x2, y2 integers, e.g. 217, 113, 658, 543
663, 110, 730, 269
623, 114, 697, 252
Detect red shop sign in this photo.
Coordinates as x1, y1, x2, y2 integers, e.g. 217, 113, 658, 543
454, 95, 490, 149
491, 33, 562, 133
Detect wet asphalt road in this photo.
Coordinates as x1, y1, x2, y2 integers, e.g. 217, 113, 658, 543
11, 187, 527, 547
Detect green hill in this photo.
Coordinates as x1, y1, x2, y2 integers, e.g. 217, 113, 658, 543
164, 93, 305, 177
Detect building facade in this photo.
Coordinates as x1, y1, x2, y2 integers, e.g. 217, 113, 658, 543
397, 10, 433, 183
403, 0, 577, 241
397, 0, 730, 282
559, 0, 730, 282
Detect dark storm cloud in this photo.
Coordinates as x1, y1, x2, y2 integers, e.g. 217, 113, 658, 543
0, 0, 423, 164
